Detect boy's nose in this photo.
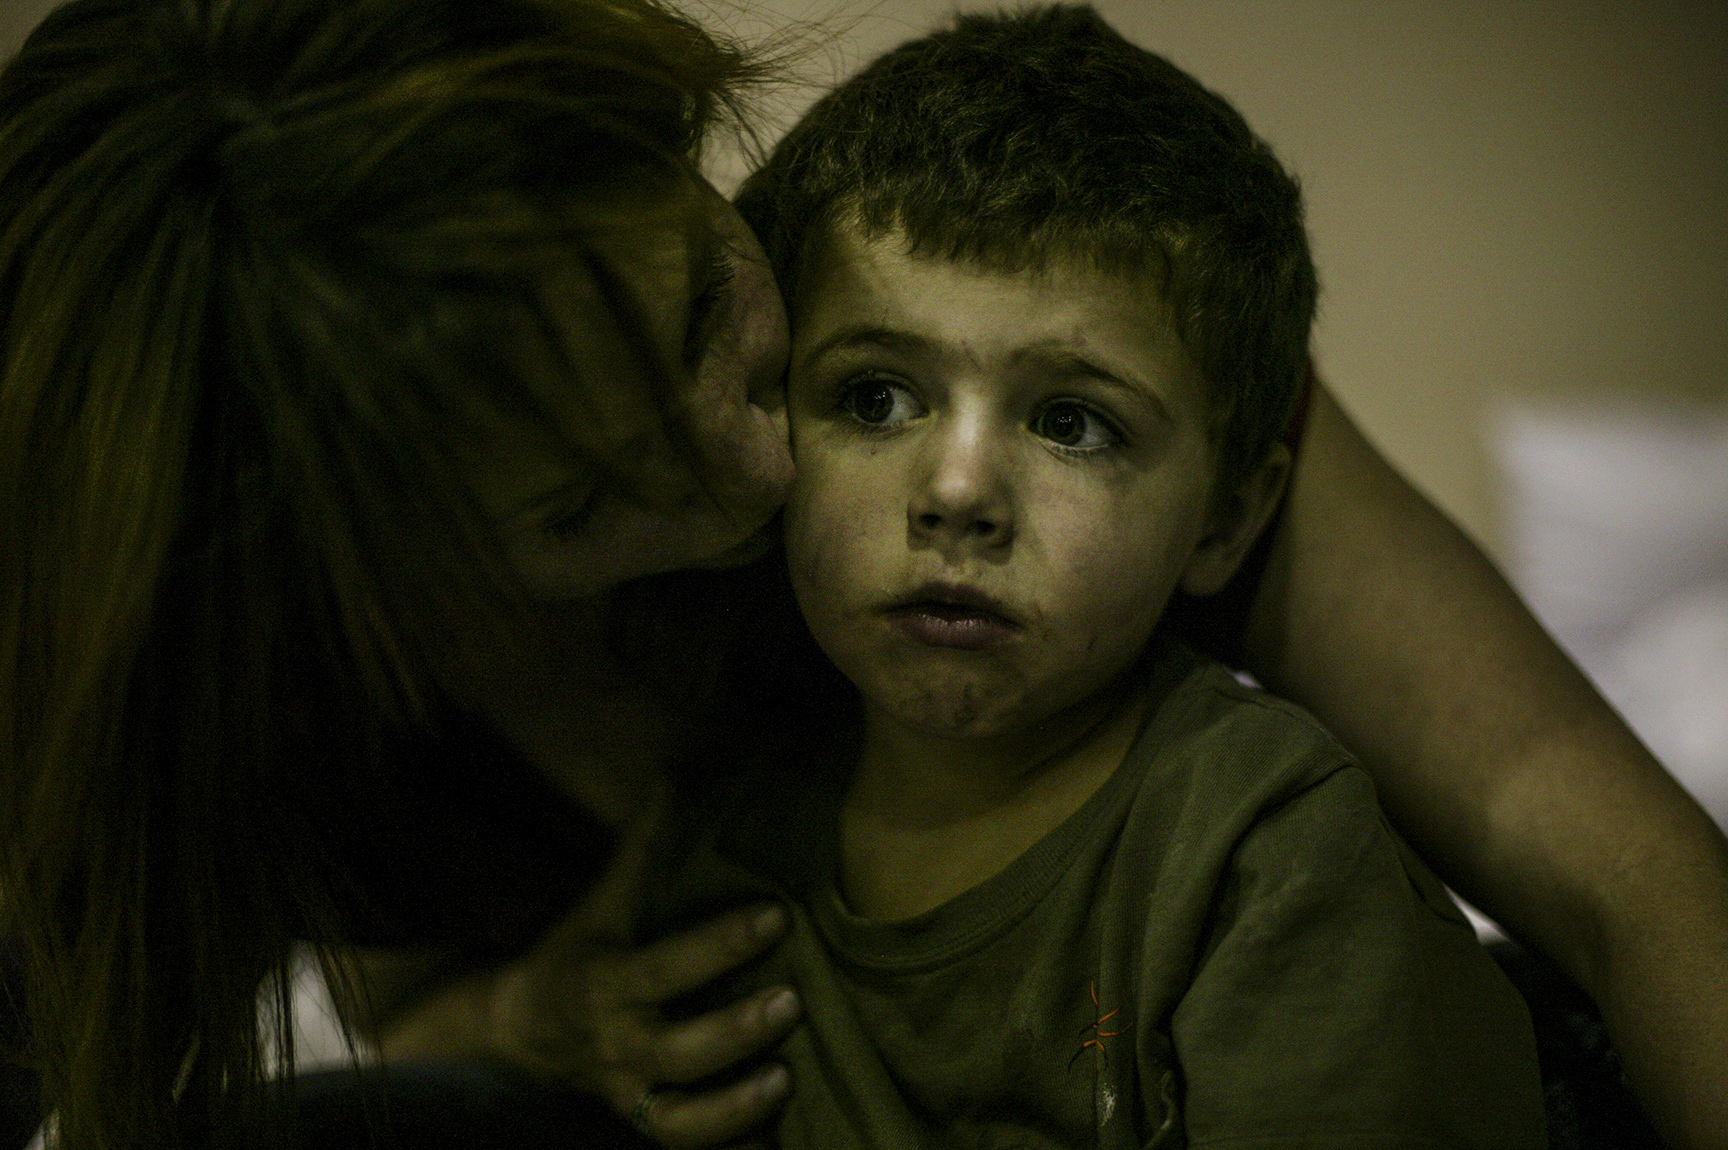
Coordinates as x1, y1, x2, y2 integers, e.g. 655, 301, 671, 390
907, 424, 1014, 552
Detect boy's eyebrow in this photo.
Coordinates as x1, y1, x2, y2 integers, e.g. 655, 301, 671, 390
795, 324, 931, 373
1010, 342, 1176, 422
1012, 343, 1140, 391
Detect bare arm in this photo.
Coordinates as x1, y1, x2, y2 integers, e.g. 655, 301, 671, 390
1240, 381, 1728, 1150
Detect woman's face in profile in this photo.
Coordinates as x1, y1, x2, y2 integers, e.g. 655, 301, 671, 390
469, 182, 794, 601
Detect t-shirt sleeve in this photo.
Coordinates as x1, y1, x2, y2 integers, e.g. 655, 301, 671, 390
1169, 767, 1547, 1149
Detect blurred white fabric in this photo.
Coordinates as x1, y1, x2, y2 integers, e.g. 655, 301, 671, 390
263, 944, 373, 1077
30, 949, 366, 1148
1491, 404, 1728, 830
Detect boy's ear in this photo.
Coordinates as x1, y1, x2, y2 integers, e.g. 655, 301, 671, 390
1179, 444, 1292, 598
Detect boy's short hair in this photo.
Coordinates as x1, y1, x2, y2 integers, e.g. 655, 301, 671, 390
738, 3, 1317, 492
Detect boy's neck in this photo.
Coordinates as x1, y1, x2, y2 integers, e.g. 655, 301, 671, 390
839, 670, 1151, 921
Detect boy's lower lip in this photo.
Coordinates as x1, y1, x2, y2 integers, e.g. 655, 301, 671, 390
883, 604, 1020, 649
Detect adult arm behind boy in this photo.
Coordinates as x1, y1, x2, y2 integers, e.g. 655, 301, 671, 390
1242, 380, 1728, 1150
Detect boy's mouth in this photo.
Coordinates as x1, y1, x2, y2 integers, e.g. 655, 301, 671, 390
881, 584, 1022, 650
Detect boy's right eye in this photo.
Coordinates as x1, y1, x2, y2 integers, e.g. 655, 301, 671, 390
838, 376, 924, 427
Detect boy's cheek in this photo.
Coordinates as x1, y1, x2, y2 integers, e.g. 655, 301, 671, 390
786, 441, 888, 535
784, 471, 876, 608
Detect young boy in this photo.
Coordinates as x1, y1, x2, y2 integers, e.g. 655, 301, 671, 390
648, 7, 1546, 1146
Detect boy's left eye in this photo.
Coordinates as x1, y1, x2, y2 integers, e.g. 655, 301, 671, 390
1032, 400, 1119, 450
838, 375, 924, 427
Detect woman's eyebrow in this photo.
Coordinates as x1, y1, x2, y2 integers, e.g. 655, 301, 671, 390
511, 475, 599, 520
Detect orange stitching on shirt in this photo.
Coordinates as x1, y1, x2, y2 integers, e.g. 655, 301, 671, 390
1068, 980, 1134, 1071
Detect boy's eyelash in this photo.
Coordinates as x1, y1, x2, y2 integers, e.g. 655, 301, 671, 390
833, 372, 921, 426
1036, 400, 1128, 456
682, 250, 736, 365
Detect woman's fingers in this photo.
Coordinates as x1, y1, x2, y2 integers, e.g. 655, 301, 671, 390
492, 895, 798, 1146
620, 902, 788, 1004
651, 985, 801, 1084
634, 1063, 792, 1150
601, 907, 800, 1147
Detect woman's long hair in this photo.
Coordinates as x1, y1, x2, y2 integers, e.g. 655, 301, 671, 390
0, 0, 766, 1145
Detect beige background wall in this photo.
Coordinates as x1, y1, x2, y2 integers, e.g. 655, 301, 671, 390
0, 0, 54, 59
6, 0, 1725, 557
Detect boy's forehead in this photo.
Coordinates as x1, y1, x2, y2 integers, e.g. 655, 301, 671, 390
793, 222, 1198, 403
799, 218, 1163, 305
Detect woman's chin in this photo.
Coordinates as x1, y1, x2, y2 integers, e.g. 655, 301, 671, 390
691, 521, 777, 570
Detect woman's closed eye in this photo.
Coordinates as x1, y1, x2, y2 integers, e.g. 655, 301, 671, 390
682, 249, 737, 366
838, 375, 924, 427
544, 484, 607, 541
1032, 399, 1121, 452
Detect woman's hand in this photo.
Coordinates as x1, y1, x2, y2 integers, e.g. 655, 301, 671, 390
348, 797, 801, 1149
470, 900, 799, 1148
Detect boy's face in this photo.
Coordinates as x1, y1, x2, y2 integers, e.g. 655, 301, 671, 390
784, 226, 1228, 739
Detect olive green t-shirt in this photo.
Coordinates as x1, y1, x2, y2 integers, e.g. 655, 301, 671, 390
649, 645, 1546, 1149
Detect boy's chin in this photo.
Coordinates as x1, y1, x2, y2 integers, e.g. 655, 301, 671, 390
854, 658, 1146, 749
862, 678, 1050, 742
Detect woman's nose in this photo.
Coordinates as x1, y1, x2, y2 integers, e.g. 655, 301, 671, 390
907, 419, 1014, 551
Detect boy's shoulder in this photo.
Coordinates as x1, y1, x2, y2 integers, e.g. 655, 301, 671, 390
1120, 638, 1475, 926
1135, 647, 1547, 1147
1133, 637, 1357, 808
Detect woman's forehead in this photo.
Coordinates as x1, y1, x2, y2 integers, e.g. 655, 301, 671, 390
576, 183, 722, 354
458, 194, 720, 505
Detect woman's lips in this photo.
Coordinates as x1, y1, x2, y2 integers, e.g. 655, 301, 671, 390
882, 599, 1021, 650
